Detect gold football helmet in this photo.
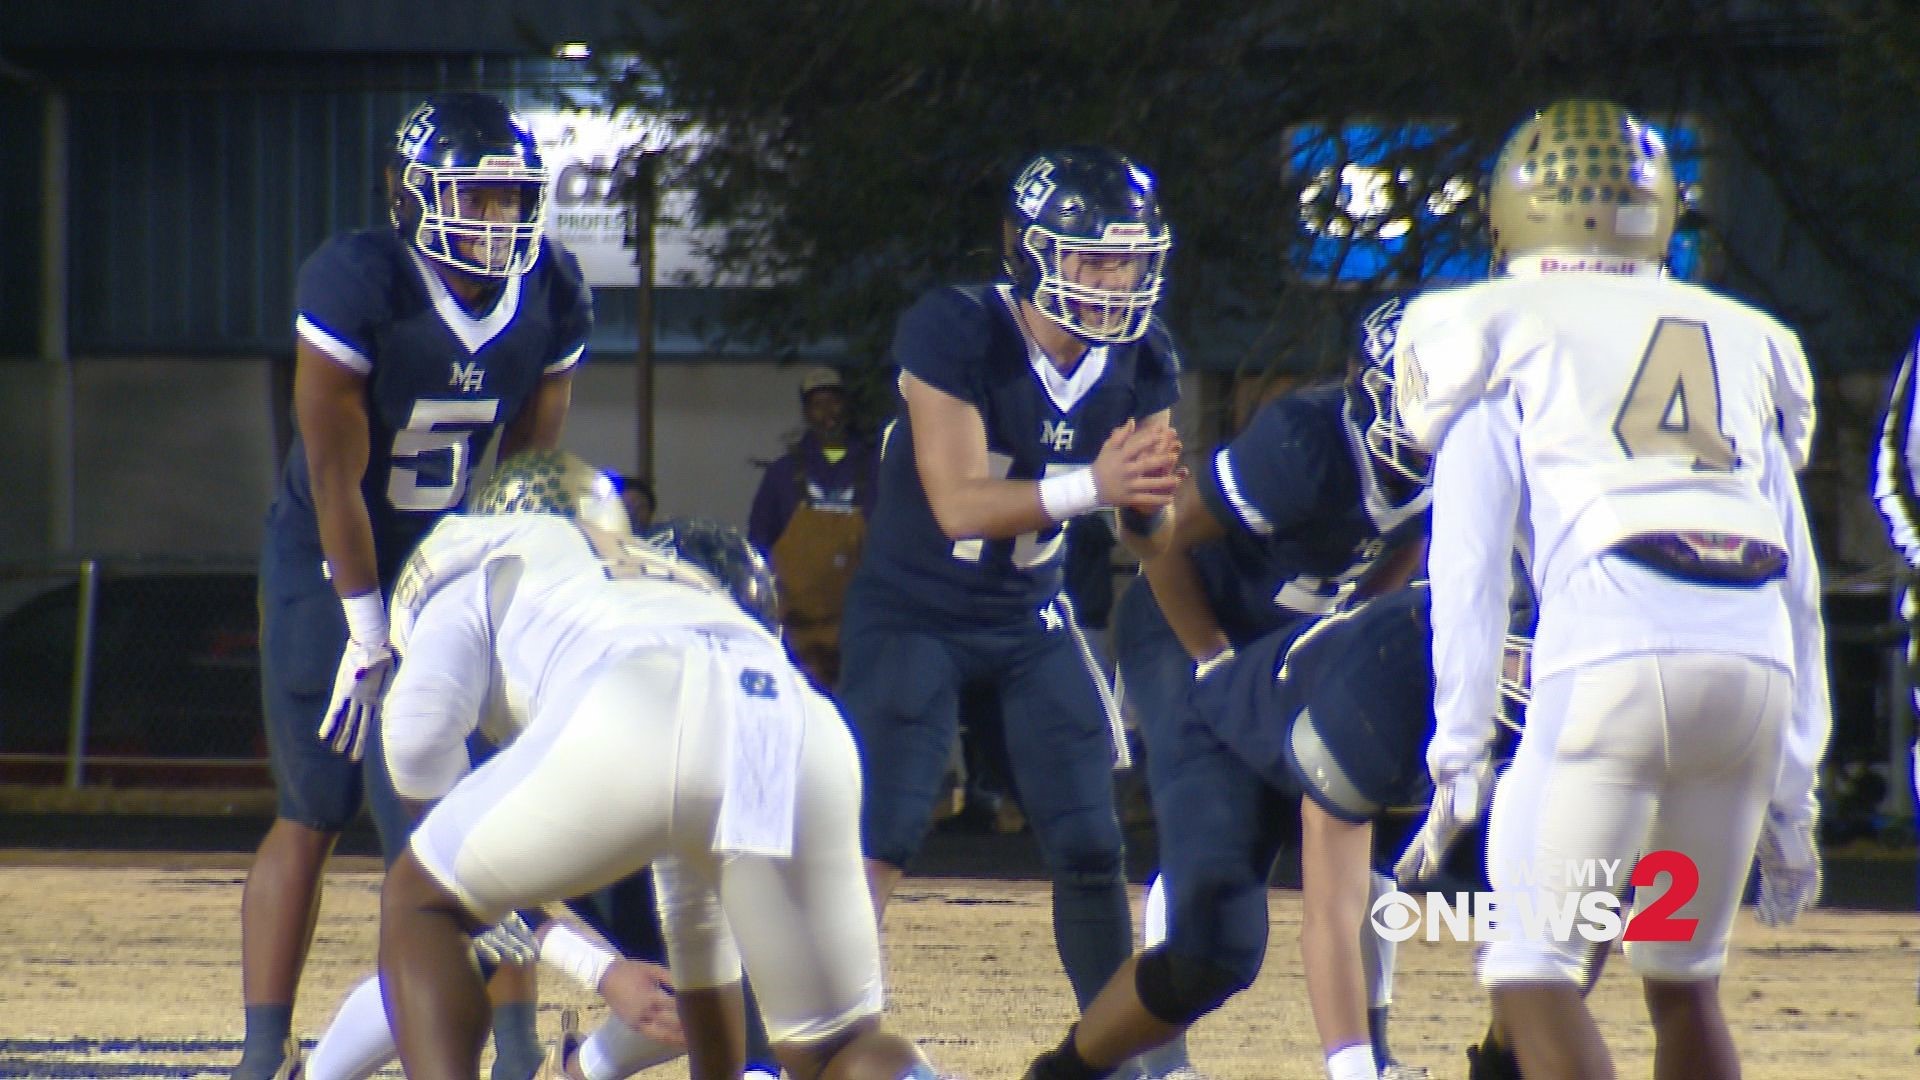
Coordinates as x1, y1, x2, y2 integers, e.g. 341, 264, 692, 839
470, 449, 632, 537
1487, 99, 1676, 272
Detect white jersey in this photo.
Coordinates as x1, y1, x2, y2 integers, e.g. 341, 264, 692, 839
1395, 271, 1816, 600
383, 514, 780, 799
1405, 270, 1829, 815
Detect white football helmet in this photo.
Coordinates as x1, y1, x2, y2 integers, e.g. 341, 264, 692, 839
1487, 99, 1676, 273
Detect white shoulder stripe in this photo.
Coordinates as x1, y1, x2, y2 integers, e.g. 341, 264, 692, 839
545, 343, 585, 374
295, 314, 372, 374
1213, 447, 1271, 535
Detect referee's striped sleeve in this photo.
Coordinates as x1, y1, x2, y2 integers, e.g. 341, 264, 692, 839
1873, 332, 1920, 567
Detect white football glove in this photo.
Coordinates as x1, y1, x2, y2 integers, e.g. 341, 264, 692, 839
1394, 758, 1494, 885
472, 912, 540, 967
1754, 804, 1820, 927
317, 636, 395, 762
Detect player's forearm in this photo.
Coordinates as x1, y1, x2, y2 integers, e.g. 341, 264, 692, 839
1142, 546, 1230, 662
311, 483, 381, 597
925, 476, 1063, 541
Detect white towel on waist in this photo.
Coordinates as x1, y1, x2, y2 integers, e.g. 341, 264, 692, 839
710, 642, 805, 857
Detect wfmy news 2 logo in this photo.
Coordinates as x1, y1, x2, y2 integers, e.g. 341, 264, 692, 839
1371, 850, 1701, 944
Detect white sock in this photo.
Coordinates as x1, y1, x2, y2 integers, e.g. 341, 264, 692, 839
1143, 872, 1170, 948
578, 1016, 685, 1080
1325, 1042, 1377, 1080
303, 974, 395, 1080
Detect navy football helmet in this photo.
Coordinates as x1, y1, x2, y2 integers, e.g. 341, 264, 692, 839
1002, 147, 1171, 344
388, 92, 549, 278
1345, 294, 1431, 490
640, 518, 782, 634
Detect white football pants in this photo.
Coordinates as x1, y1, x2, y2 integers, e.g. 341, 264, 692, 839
409, 646, 883, 1044
1479, 650, 1789, 986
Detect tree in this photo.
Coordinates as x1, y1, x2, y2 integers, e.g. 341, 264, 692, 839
603, 0, 1920, 401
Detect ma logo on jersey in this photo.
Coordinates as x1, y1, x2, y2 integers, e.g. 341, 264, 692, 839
449, 361, 487, 393
1041, 419, 1076, 453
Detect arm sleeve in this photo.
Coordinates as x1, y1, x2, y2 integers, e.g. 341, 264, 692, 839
545, 241, 593, 375
1768, 324, 1817, 472
1425, 393, 1523, 779
1762, 433, 1833, 818
1872, 335, 1920, 566
293, 236, 389, 375
382, 572, 491, 801
651, 854, 743, 990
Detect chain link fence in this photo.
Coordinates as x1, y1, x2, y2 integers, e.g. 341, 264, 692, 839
0, 557, 265, 788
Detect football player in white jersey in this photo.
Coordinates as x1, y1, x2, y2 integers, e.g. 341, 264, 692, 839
1387, 100, 1830, 1080
374, 451, 943, 1080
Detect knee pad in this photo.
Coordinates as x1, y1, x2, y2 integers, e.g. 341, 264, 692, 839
1134, 947, 1250, 1026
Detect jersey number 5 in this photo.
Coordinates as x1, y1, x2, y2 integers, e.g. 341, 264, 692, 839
389, 399, 502, 512
1612, 318, 1735, 471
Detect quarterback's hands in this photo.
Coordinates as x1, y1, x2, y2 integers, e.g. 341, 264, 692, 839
1754, 804, 1821, 927
1394, 758, 1495, 884
471, 912, 540, 968
599, 960, 685, 1047
1092, 420, 1183, 516
318, 636, 394, 762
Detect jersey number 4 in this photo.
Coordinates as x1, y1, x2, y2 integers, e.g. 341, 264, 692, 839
1612, 318, 1735, 471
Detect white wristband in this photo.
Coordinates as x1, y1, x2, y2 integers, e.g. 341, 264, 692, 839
1038, 468, 1101, 523
541, 923, 617, 991
341, 591, 388, 646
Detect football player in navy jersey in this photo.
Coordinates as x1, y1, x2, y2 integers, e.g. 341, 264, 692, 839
838, 147, 1183, 1031
1024, 578, 1446, 1080
1099, 297, 1433, 1080
234, 91, 592, 1080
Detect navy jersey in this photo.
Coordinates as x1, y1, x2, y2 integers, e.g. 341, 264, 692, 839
1194, 385, 1430, 644
269, 229, 592, 583
858, 283, 1181, 622
1193, 583, 1435, 808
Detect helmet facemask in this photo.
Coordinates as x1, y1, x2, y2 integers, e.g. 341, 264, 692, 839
1021, 222, 1170, 344
400, 157, 550, 279
1346, 296, 1431, 498
1358, 364, 1432, 489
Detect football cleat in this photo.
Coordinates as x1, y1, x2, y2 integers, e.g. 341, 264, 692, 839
270, 1036, 305, 1080
1465, 1039, 1524, 1080
533, 1008, 582, 1080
